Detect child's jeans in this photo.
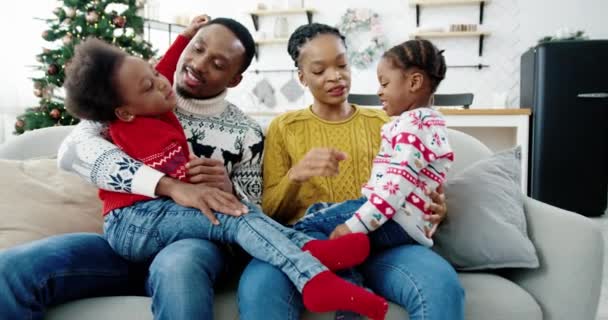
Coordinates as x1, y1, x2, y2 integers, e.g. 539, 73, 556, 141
294, 196, 415, 251
103, 198, 326, 292
294, 196, 416, 320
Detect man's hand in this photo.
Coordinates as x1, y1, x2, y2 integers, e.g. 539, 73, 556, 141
288, 148, 348, 183
180, 14, 211, 39
329, 224, 353, 240
186, 155, 233, 193
422, 185, 447, 238
158, 178, 247, 225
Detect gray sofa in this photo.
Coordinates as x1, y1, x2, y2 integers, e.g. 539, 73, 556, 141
0, 125, 604, 320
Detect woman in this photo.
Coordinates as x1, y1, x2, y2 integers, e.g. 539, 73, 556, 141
237, 23, 465, 320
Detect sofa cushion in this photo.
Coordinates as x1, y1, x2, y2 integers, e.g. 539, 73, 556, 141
0, 159, 103, 250
433, 147, 539, 270
459, 273, 542, 320
46, 273, 542, 320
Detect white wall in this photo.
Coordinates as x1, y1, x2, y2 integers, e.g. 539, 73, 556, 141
1, 0, 607, 142
0, 0, 58, 142
151, 0, 608, 111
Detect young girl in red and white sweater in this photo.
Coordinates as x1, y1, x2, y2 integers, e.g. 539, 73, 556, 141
294, 39, 454, 249
62, 33, 388, 319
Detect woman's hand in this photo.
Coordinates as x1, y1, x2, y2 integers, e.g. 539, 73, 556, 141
423, 185, 447, 237
329, 224, 353, 240
180, 14, 211, 39
186, 155, 233, 193
288, 148, 348, 183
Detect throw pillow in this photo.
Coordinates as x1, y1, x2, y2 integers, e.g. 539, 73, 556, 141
0, 159, 103, 250
433, 146, 539, 270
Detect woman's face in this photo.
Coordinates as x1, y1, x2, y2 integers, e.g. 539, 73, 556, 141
297, 34, 351, 106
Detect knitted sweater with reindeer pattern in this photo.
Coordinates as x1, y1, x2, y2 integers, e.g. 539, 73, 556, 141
57, 35, 264, 206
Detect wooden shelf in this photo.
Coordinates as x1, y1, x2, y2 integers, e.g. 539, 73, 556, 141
410, 0, 489, 26
411, 31, 490, 37
253, 38, 289, 59
410, 31, 490, 56
249, 8, 316, 31
255, 38, 289, 45
409, 0, 490, 6
248, 8, 317, 16
437, 108, 531, 116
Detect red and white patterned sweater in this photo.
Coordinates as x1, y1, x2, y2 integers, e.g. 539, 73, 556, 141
100, 112, 189, 215
344, 108, 454, 247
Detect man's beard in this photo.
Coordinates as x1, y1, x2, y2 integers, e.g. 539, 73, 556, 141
176, 85, 197, 99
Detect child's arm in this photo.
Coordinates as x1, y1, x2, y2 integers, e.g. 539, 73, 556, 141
155, 15, 210, 84
342, 110, 452, 235
109, 115, 189, 181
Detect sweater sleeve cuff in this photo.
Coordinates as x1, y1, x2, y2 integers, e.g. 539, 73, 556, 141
132, 166, 165, 198
345, 214, 370, 234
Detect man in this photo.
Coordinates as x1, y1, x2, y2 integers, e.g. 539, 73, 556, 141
0, 16, 261, 320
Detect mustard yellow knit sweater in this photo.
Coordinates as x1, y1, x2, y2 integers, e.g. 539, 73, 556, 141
262, 106, 389, 224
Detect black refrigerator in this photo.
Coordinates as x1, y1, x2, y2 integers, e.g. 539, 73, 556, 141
521, 40, 608, 217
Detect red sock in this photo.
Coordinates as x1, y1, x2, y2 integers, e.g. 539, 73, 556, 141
302, 233, 370, 270
302, 271, 388, 320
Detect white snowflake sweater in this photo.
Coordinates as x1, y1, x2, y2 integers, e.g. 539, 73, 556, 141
344, 108, 454, 247
57, 90, 264, 205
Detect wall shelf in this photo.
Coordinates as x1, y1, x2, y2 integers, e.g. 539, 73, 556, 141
253, 38, 289, 59
255, 38, 289, 45
410, 31, 490, 56
248, 8, 316, 31
409, 0, 490, 26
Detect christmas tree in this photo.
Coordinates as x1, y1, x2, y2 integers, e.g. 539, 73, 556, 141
15, 0, 156, 135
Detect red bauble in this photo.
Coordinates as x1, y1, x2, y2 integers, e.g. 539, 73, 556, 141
47, 64, 59, 75
113, 16, 126, 28
50, 109, 61, 119
42, 30, 51, 40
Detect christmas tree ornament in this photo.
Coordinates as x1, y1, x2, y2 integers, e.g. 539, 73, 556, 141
86, 10, 99, 23
65, 7, 76, 18
47, 64, 59, 75
50, 109, 61, 119
253, 78, 277, 108
41, 30, 51, 41
280, 77, 304, 102
53, 7, 64, 17
113, 16, 127, 28
15, 0, 155, 135
62, 33, 73, 45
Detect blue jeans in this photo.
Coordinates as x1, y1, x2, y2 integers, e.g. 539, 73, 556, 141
239, 239, 465, 320
294, 197, 416, 250
0, 233, 226, 320
104, 198, 325, 291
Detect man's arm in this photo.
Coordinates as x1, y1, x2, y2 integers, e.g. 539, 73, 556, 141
57, 120, 163, 197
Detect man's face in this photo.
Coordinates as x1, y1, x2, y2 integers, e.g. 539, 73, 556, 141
175, 24, 246, 99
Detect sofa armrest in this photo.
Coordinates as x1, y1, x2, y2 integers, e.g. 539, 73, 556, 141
0, 125, 75, 160
506, 197, 604, 320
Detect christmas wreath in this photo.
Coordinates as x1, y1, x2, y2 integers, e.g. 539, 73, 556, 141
336, 8, 386, 69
